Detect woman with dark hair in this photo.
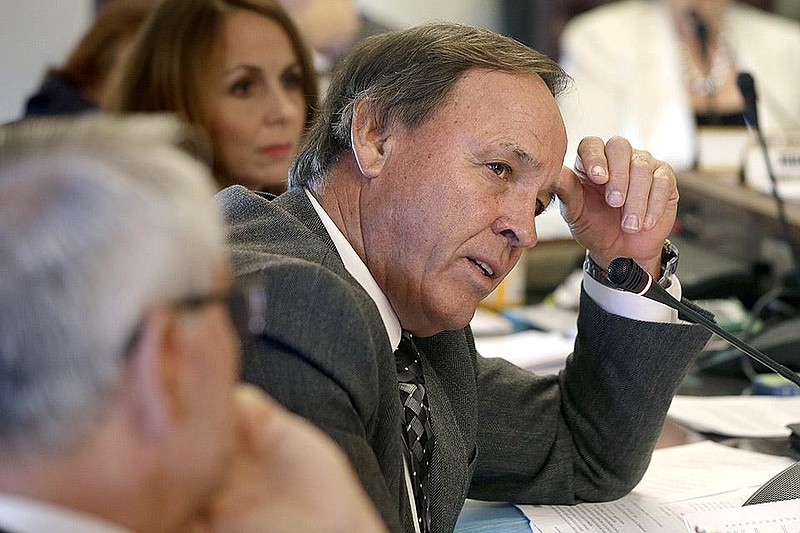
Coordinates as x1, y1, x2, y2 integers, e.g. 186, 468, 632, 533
24, 0, 153, 117
107, 0, 318, 194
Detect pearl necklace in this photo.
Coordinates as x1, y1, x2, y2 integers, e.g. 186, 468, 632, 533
682, 33, 734, 98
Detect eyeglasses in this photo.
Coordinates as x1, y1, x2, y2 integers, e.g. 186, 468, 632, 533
123, 276, 268, 357
171, 277, 268, 341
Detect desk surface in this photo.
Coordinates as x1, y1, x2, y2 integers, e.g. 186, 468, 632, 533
677, 171, 800, 241
678, 172, 800, 227
454, 416, 795, 533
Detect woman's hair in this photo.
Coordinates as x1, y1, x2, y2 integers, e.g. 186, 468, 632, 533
107, 0, 318, 186
52, 0, 154, 101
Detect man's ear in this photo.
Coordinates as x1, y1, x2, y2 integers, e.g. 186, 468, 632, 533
350, 98, 394, 179
125, 308, 185, 438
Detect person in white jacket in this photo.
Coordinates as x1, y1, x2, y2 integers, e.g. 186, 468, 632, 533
559, 0, 800, 170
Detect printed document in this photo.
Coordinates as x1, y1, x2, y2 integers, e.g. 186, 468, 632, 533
519, 441, 796, 533
683, 498, 800, 532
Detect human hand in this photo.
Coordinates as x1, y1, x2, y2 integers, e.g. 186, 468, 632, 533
557, 136, 678, 278
189, 385, 387, 533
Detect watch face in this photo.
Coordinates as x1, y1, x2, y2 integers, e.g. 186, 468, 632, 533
663, 239, 679, 276
658, 240, 679, 288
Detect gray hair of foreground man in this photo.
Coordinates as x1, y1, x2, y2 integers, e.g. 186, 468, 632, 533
0, 115, 223, 455
290, 22, 571, 190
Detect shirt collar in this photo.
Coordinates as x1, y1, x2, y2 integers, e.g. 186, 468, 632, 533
0, 493, 132, 533
305, 188, 403, 349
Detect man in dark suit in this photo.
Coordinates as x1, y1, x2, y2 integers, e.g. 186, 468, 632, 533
0, 116, 385, 533
219, 23, 712, 533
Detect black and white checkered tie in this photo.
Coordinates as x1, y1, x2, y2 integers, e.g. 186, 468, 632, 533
395, 331, 434, 533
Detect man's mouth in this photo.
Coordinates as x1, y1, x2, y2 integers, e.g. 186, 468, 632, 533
469, 257, 495, 277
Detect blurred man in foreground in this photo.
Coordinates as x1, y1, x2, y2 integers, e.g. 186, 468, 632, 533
0, 115, 385, 533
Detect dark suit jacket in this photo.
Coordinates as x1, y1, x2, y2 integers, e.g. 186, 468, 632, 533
218, 186, 712, 533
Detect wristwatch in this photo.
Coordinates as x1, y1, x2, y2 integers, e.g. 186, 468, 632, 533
583, 239, 679, 290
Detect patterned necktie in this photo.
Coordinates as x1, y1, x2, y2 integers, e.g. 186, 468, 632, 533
395, 330, 434, 533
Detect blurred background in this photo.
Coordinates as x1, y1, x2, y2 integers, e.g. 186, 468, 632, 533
5, 0, 800, 396
2, 0, 797, 124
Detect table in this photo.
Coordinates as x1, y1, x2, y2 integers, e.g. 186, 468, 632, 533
677, 172, 800, 238
454, 416, 796, 532
676, 171, 800, 272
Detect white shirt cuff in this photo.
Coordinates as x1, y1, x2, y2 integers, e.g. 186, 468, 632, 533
583, 272, 683, 324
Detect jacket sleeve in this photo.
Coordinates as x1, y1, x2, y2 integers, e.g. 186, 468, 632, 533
468, 288, 712, 504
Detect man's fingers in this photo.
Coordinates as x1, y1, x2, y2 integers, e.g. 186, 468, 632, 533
572, 136, 677, 236
643, 165, 678, 231
620, 150, 656, 232
556, 165, 586, 222
575, 136, 610, 184
604, 136, 633, 208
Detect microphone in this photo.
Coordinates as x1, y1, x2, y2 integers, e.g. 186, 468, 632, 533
737, 72, 800, 288
607, 257, 800, 387
736, 72, 759, 130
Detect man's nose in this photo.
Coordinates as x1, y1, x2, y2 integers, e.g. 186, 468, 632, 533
492, 210, 538, 249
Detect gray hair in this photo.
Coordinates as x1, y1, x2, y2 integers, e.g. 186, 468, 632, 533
0, 114, 224, 456
289, 22, 571, 190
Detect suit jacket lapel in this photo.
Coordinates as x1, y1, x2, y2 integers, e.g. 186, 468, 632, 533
274, 188, 336, 248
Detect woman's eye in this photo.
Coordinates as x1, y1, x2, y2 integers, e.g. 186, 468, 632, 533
281, 71, 303, 91
231, 79, 253, 98
487, 162, 511, 180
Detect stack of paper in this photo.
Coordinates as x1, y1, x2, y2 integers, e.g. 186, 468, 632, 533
683, 498, 800, 532
519, 441, 796, 532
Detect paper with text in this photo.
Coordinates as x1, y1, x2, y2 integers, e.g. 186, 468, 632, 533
519, 441, 795, 533
683, 498, 800, 533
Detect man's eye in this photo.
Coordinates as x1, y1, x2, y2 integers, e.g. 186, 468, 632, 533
487, 162, 511, 180
535, 193, 555, 216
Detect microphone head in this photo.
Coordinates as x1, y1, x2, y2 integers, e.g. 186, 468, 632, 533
737, 72, 759, 128
607, 257, 650, 293
736, 72, 756, 100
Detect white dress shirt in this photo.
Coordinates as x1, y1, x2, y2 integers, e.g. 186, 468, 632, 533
0, 494, 131, 533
